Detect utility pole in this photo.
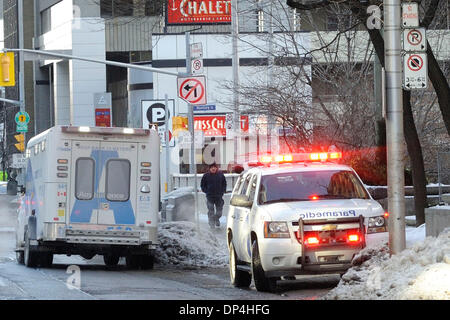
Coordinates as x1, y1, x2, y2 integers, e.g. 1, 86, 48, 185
267, 0, 274, 154
231, 0, 240, 166
185, 32, 200, 231
384, 0, 406, 254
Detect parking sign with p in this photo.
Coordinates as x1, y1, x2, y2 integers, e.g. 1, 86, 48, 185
142, 100, 175, 147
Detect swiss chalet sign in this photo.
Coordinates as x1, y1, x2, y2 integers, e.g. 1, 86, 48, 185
167, 0, 231, 25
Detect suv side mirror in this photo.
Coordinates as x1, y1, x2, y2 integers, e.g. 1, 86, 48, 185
230, 194, 253, 208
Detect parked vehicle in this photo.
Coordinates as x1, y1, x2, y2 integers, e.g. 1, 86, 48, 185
227, 151, 388, 292
16, 125, 160, 269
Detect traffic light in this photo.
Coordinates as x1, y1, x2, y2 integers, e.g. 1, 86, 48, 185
0, 52, 15, 87
172, 116, 189, 136
14, 134, 25, 153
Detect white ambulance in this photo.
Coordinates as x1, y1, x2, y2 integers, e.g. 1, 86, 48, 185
15, 126, 160, 269
227, 152, 388, 292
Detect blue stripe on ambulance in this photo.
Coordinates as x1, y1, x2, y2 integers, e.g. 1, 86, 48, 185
25, 159, 40, 217
70, 150, 135, 225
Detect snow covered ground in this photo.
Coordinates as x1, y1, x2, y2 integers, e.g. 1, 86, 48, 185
155, 214, 228, 269
324, 226, 449, 300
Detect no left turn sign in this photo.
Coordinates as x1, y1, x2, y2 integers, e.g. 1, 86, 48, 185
177, 76, 207, 105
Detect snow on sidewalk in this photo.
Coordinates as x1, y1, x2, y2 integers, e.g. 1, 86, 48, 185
155, 219, 228, 269
324, 227, 450, 300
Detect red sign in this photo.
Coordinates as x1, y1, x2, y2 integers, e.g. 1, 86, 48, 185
95, 108, 111, 127
195, 115, 248, 137
167, 0, 231, 25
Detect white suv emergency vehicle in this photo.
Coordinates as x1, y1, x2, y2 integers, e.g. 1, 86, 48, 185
226, 152, 388, 292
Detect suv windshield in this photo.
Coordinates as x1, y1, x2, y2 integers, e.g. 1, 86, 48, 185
258, 170, 369, 205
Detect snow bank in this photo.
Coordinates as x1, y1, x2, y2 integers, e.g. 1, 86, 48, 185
155, 221, 228, 268
324, 228, 450, 300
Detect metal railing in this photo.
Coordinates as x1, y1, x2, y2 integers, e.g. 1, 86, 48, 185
171, 173, 241, 193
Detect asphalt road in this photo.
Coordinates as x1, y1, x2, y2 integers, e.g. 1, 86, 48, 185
0, 193, 339, 300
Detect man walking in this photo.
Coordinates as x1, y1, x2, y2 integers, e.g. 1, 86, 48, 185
201, 163, 227, 229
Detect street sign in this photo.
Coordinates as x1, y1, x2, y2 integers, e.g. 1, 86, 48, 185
16, 124, 28, 133
193, 104, 216, 112
403, 28, 427, 52
94, 93, 112, 127
166, 1, 231, 25
15, 111, 30, 133
142, 100, 175, 147
177, 130, 205, 148
11, 153, 27, 169
191, 58, 204, 75
177, 76, 207, 105
15, 111, 30, 125
402, 3, 419, 27
403, 53, 428, 89
190, 43, 203, 59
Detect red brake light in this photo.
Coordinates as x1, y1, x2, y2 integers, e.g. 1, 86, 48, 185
305, 236, 320, 245
384, 212, 389, 218
347, 234, 360, 243
309, 194, 319, 201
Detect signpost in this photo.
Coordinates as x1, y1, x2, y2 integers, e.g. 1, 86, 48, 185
177, 76, 207, 105
403, 28, 427, 51
94, 93, 112, 127
401, 2, 419, 27
403, 53, 427, 89
142, 100, 175, 147
401, 5, 428, 90
11, 153, 26, 169
15, 111, 30, 133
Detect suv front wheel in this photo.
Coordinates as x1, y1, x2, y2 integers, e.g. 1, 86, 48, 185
229, 241, 251, 288
251, 240, 279, 292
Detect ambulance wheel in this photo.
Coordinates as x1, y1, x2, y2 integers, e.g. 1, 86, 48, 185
24, 231, 39, 268
251, 240, 278, 293
16, 250, 24, 264
103, 254, 120, 267
125, 255, 140, 269
40, 253, 53, 268
229, 242, 251, 288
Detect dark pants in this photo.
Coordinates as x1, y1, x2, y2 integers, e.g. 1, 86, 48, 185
206, 196, 224, 225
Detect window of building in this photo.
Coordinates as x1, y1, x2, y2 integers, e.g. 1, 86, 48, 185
75, 158, 95, 200
257, 9, 264, 32
292, 8, 301, 31
145, 0, 164, 16
105, 159, 131, 201
41, 8, 51, 34
101, 0, 134, 17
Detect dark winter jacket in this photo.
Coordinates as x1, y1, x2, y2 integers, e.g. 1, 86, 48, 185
201, 171, 227, 198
